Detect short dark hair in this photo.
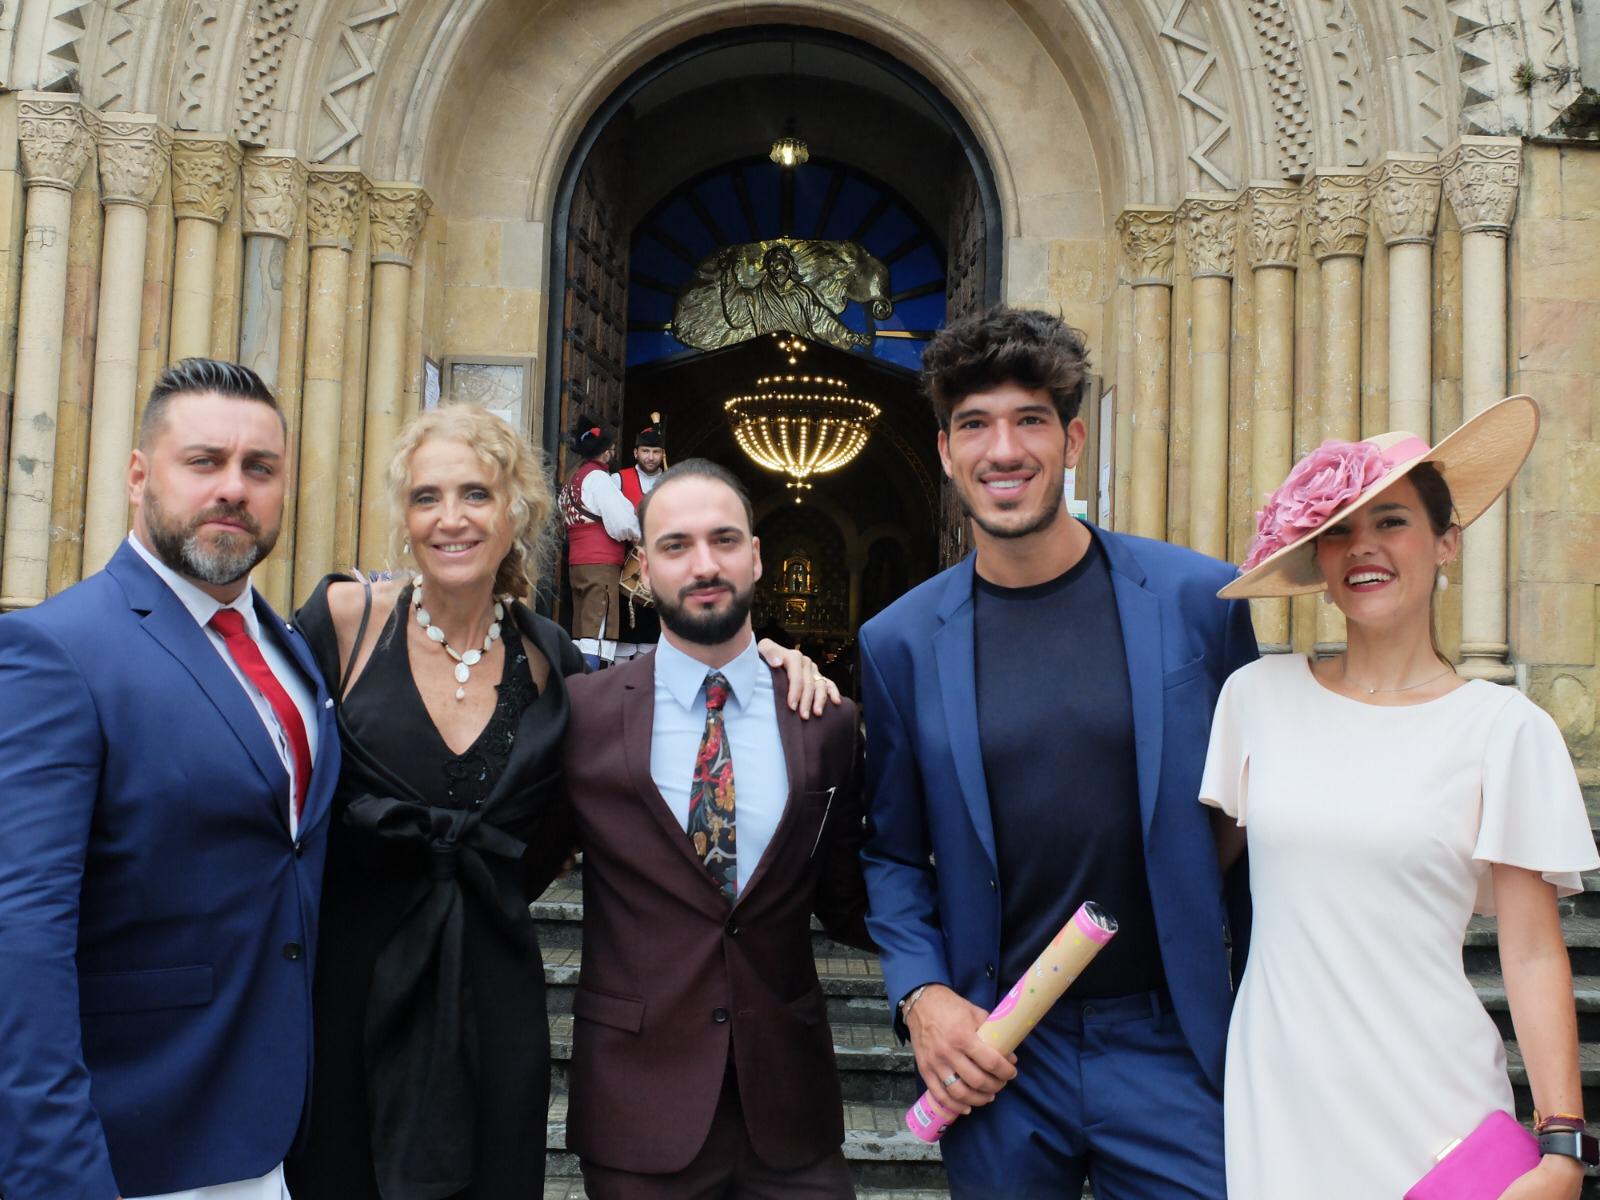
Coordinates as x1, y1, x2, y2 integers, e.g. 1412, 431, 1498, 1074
138, 358, 283, 447
637, 458, 755, 541
920, 305, 1092, 431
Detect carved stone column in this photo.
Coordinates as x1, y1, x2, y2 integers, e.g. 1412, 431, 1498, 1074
295, 167, 365, 602
2, 95, 93, 609
358, 184, 431, 566
1178, 194, 1237, 560
168, 134, 241, 360
1443, 136, 1520, 682
1310, 170, 1370, 654
1245, 184, 1302, 652
1372, 154, 1442, 439
1116, 206, 1175, 542
81, 114, 170, 575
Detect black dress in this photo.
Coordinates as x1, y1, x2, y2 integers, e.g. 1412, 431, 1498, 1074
288, 580, 583, 1200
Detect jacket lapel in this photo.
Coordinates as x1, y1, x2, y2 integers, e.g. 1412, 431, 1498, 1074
1098, 528, 1165, 836
931, 555, 998, 871
256, 592, 338, 837
107, 542, 291, 817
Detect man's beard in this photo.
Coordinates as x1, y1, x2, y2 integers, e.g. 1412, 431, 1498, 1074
143, 488, 278, 587
954, 475, 1064, 540
656, 575, 755, 646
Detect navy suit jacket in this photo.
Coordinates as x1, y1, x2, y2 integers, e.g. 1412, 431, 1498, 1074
0, 541, 339, 1200
859, 523, 1256, 1090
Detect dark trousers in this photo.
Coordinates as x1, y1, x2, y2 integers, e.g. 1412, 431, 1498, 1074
579, 1063, 853, 1200
942, 989, 1227, 1200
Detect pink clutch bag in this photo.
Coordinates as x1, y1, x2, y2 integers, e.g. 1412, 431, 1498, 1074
1404, 1110, 1540, 1200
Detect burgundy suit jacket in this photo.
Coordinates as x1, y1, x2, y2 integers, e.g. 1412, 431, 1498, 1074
562, 650, 871, 1173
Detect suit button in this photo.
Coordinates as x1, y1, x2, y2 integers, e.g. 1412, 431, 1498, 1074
293, 840, 304, 859
984, 963, 995, 979
988, 879, 997, 892
725, 919, 739, 936
283, 942, 303, 961
712, 1007, 729, 1024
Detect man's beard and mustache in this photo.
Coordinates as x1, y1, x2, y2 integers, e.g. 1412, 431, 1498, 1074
954, 472, 1064, 540
143, 488, 279, 587
656, 574, 755, 646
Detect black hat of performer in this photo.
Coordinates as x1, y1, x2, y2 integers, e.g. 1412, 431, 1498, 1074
635, 423, 663, 449
568, 414, 614, 460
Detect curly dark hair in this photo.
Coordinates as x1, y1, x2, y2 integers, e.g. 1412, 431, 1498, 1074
921, 306, 1092, 431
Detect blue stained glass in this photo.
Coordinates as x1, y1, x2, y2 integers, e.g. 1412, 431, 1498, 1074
629, 286, 674, 324
890, 292, 947, 329
697, 173, 750, 242
861, 207, 914, 254
742, 163, 782, 239
874, 337, 928, 372
657, 197, 718, 260
630, 235, 692, 290
889, 244, 943, 291
820, 177, 875, 240
627, 331, 690, 364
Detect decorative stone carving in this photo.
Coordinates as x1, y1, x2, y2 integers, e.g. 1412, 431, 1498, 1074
1116, 207, 1177, 285
241, 150, 306, 240
1371, 155, 1443, 246
175, 0, 218, 130
366, 183, 431, 266
236, 0, 300, 145
99, 0, 144, 112
1248, 0, 1313, 180
314, 2, 403, 164
17, 94, 93, 192
1401, 2, 1448, 152
1442, 137, 1520, 235
1159, 0, 1236, 191
307, 167, 366, 250
1309, 170, 1370, 260
41, 0, 94, 92
92, 114, 171, 208
170, 135, 243, 224
1321, 0, 1372, 166
1245, 184, 1302, 270
1178, 194, 1239, 279
1448, 0, 1582, 138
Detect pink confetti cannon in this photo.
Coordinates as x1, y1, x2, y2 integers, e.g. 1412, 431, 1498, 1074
903, 901, 1118, 1144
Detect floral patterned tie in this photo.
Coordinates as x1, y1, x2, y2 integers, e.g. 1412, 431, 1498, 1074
687, 670, 737, 900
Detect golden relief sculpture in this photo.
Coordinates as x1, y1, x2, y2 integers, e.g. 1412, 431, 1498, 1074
672, 238, 894, 353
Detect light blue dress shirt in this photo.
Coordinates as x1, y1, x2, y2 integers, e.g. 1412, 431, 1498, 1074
650, 633, 789, 896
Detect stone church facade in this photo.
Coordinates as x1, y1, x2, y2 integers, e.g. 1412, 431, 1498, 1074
0, 0, 1596, 789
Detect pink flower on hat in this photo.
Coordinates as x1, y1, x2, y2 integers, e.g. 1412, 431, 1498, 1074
1241, 440, 1388, 571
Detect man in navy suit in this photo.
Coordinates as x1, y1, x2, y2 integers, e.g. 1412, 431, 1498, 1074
860, 308, 1255, 1199
0, 359, 338, 1200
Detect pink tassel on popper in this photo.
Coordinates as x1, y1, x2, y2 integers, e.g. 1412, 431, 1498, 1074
904, 902, 1118, 1144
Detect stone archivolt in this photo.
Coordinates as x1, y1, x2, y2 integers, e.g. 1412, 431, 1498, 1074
1442, 138, 1520, 234
1309, 170, 1370, 260
306, 167, 368, 249
1247, 0, 1313, 179
366, 184, 432, 265
1245, 185, 1302, 269
1117, 207, 1178, 284
1158, 0, 1237, 192
236, 0, 302, 147
170, 136, 244, 225
242, 151, 307, 241
92, 115, 173, 209
17, 95, 94, 191
1372, 156, 1443, 247
1178, 194, 1239, 279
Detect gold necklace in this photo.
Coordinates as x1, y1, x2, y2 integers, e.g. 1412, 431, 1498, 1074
1342, 661, 1456, 695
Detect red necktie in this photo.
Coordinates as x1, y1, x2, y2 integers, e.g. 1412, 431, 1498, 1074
209, 607, 311, 823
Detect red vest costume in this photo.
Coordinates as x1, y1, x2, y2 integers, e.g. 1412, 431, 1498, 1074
561, 459, 627, 567
617, 466, 647, 510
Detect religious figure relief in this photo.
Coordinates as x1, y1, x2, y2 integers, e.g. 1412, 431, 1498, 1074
672, 238, 893, 353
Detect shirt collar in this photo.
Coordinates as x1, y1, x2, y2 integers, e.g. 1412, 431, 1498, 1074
128, 531, 261, 638
655, 631, 761, 713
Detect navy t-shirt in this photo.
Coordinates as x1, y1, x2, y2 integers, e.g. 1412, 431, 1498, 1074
974, 534, 1166, 998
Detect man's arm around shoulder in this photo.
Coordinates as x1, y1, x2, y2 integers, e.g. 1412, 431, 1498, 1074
0, 616, 121, 1200
811, 701, 873, 953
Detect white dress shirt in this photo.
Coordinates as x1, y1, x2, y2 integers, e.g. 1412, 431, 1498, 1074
649, 633, 789, 895
581, 468, 641, 542
128, 533, 318, 838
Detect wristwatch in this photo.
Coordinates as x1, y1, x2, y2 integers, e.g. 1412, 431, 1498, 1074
1538, 1129, 1600, 1169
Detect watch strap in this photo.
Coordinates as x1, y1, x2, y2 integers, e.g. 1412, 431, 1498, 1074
1538, 1129, 1599, 1168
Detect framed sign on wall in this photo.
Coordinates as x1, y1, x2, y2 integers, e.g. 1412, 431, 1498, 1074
441, 355, 535, 430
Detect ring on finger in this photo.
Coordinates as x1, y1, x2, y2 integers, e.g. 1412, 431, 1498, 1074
941, 1073, 960, 1088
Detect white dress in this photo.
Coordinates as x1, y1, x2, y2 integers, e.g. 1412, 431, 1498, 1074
1199, 654, 1598, 1199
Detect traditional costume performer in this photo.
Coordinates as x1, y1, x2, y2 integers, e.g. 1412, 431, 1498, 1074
559, 418, 638, 669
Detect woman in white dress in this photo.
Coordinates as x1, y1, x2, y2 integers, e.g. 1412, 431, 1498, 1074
1200, 395, 1599, 1199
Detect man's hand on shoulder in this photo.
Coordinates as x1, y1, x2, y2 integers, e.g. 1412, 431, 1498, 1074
906, 984, 1017, 1116
757, 639, 842, 719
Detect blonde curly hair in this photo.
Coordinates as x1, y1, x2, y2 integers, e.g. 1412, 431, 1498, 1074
386, 405, 555, 600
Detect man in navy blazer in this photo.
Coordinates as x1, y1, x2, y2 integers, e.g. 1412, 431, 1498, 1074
860, 308, 1255, 1199
0, 359, 338, 1200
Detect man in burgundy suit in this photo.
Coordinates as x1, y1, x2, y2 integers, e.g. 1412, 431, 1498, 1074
563, 458, 871, 1198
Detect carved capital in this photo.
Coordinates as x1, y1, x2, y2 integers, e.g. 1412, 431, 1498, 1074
1116, 206, 1176, 285
17, 93, 93, 192
91, 113, 171, 209
1178, 193, 1239, 279
170, 134, 243, 225
241, 150, 306, 241
1244, 184, 1302, 270
1371, 155, 1442, 247
1442, 137, 1520, 237
367, 183, 432, 266
1308, 170, 1370, 261
306, 167, 366, 250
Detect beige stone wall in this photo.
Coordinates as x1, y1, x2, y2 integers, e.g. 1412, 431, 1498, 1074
1510, 143, 1600, 799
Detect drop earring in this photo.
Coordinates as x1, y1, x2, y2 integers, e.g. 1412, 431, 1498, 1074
1435, 569, 1449, 593
1322, 589, 1334, 605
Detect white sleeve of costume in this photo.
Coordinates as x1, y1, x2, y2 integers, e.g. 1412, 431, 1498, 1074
582, 470, 641, 542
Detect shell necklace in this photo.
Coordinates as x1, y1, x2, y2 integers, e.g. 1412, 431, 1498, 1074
412, 579, 504, 701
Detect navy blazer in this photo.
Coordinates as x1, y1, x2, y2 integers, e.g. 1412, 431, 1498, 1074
859, 523, 1256, 1090
0, 541, 339, 1200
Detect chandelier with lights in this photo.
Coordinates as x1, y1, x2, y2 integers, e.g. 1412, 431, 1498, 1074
725, 348, 879, 500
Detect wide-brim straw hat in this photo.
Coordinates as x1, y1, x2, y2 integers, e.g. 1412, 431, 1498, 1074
1219, 394, 1540, 600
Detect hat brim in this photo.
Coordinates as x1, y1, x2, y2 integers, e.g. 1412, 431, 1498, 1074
1218, 395, 1540, 600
